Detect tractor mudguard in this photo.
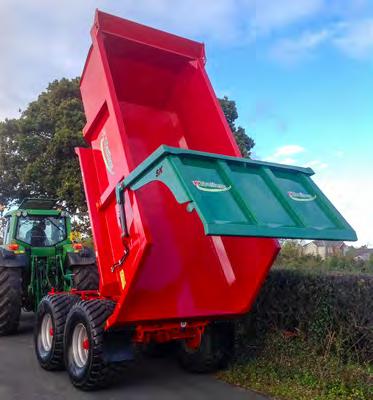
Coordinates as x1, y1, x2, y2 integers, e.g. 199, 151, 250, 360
0, 248, 27, 268
66, 247, 96, 267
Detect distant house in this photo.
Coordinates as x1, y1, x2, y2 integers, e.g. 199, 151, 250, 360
302, 240, 347, 259
352, 248, 373, 262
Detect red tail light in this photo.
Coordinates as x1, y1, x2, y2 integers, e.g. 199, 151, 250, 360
73, 243, 83, 251
8, 243, 19, 251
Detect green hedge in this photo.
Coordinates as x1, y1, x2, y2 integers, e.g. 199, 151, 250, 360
236, 269, 373, 364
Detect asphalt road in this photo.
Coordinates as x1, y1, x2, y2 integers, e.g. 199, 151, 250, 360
0, 312, 268, 400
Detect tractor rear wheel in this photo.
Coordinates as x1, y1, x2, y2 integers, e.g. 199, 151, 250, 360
177, 323, 234, 373
35, 294, 78, 370
64, 299, 127, 390
72, 264, 99, 291
0, 267, 22, 336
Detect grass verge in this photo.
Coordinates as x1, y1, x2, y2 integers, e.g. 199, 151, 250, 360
219, 332, 373, 400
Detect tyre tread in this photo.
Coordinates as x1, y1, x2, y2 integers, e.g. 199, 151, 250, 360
0, 267, 22, 336
35, 294, 78, 370
72, 265, 99, 291
178, 323, 234, 373
65, 299, 126, 390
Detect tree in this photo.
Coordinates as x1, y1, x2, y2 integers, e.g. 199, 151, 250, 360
276, 240, 303, 267
0, 79, 255, 223
0, 78, 87, 217
219, 96, 255, 157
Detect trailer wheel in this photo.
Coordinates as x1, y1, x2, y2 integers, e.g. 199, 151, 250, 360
72, 264, 99, 291
178, 323, 234, 373
35, 294, 77, 370
0, 267, 22, 336
64, 299, 126, 390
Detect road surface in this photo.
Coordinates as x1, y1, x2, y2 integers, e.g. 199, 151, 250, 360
0, 313, 268, 400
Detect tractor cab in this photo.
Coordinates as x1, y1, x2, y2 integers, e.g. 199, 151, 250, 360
15, 214, 66, 248
3, 198, 70, 253
0, 199, 98, 315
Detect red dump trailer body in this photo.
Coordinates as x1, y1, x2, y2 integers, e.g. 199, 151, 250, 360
77, 11, 357, 336
32, 10, 356, 390
77, 10, 280, 328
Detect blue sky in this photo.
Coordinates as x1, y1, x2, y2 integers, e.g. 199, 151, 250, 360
1, 0, 372, 245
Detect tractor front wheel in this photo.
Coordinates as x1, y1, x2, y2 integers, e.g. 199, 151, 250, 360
0, 267, 22, 336
177, 323, 234, 373
64, 299, 126, 390
35, 294, 78, 370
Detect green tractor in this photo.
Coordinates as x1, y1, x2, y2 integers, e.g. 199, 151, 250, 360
0, 198, 98, 335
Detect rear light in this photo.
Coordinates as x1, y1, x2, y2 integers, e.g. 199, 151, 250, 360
73, 243, 83, 251
8, 243, 19, 251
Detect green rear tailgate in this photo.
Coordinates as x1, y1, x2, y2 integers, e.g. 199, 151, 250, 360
122, 146, 357, 241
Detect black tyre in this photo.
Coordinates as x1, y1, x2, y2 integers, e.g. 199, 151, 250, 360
72, 264, 99, 291
0, 267, 22, 336
35, 294, 78, 370
64, 299, 126, 390
178, 322, 234, 373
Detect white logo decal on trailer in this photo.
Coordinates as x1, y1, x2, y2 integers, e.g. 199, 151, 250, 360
100, 130, 114, 175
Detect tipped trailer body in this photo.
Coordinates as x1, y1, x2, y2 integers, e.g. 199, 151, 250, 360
76, 11, 282, 326
34, 10, 357, 390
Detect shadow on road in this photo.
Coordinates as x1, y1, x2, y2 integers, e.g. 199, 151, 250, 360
15, 311, 35, 335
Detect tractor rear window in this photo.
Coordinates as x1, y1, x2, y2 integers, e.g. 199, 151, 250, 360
16, 216, 67, 247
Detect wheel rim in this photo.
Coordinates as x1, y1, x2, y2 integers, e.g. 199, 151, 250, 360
72, 323, 89, 368
40, 313, 53, 352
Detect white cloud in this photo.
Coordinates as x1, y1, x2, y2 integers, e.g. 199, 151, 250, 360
248, 0, 324, 36
1, 1, 373, 119
303, 159, 328, 170
333, 19, 373, 59
0, 0, 240, 120
270, 18, 373, 65
0, 0, 93, 119
279, 157, 296, 165
0, 0, 342, 120
263, 147, 329, 174
264, 144, 305, 164
270, 29, 331, 64
315, 173, 373, 246
261, 147, 370, 245
110, 0, 240, 42
273, 144, 305, 157
260, 143, 370, 245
